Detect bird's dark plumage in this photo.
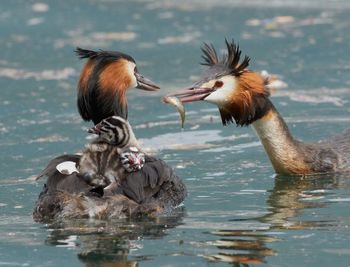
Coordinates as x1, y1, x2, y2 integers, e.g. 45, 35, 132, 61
35, 155, 91, 194
76, 47, 136, 124
75, 47, 136, 63
33, 154, 187, 221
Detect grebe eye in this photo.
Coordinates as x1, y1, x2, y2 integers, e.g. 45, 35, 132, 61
214, 81, 223, 88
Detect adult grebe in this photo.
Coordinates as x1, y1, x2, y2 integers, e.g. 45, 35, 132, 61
33, 49, 186, 221
167, 39, 350, 175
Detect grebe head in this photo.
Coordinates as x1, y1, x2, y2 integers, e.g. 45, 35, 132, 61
88, 115, 136, 147
168, 39, 271, 126
76, 48, 160, 124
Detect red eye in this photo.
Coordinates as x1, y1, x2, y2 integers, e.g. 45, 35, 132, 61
214, 81, 223, 88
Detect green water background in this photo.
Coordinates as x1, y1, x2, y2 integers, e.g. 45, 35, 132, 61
1, 1, 350, 266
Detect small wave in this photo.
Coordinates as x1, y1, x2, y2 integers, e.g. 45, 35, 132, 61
140, 130, 246, 151
32, 3, 49, 13
286, 93, 345, 106
146, 0, 350, 10
27, 134, 69, 144
26, 17, 44, 26
158, 32, 201, 45
54, 31, 137, 49
0, 67, 76, 81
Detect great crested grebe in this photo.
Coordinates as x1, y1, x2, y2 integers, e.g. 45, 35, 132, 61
34, 115, 186, 220
33, 49, 186, 221
75, 47, 160, 123
168, 39, 350, 175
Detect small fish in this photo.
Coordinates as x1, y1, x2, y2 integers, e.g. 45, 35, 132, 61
162, 96, 186, 128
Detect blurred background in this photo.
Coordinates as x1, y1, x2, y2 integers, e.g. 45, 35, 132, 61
1, 1, 350, 266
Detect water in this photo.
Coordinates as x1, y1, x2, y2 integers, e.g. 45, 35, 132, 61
1, 0, 350, 266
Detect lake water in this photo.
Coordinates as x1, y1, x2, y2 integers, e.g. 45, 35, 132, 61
1, 0, 350, 266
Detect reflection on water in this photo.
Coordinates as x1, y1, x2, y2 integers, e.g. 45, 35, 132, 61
44, 209, 185, 266
35, 172, 350, 266
260, 174, 342, 229
38, 173, 350, 266
205, 230, 278, 265
205, 173, 350, 265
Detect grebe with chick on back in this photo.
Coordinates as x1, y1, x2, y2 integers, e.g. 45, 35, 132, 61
33, 48, 187, 221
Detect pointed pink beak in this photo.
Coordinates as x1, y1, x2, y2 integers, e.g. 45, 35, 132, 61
165, 86, 214, 103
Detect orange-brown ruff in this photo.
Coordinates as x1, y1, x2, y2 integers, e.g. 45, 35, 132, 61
76, 48, 159, 124
169, 39, 350, 175
219, 71, 269, 126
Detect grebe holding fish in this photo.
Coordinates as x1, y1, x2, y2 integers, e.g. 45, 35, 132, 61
165, 39, 350, 175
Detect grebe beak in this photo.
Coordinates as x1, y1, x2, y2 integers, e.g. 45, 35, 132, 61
135, 72, 160, 91
166, 85, 215, 103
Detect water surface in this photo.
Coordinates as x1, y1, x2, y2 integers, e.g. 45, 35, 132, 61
1, 1, 350, 266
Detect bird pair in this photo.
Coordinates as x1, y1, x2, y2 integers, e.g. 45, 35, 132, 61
75, 40, 350, 177
34, 39, 350, 222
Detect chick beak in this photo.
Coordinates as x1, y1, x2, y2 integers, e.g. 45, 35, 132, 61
88, 124, 102, 135
135, 72, 160, 91
166, 85, 215, 103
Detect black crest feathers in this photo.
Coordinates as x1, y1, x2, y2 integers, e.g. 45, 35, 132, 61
75, 47, 99, 59
75, 47, 136, 63
200, 39, 250, 76
201, 43, 219, 66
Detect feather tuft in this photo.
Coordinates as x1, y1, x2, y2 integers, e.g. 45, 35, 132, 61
200, 39, 250, 76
